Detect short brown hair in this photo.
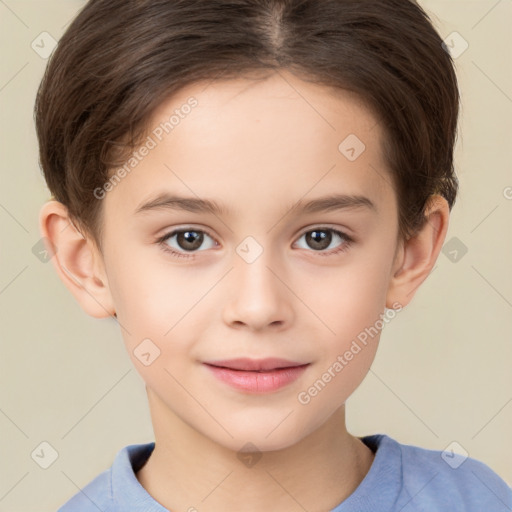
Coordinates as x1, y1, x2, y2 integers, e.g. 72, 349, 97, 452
34, 0, 460, 251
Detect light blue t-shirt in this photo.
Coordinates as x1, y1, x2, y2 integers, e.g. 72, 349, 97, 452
57, 433, 512, 511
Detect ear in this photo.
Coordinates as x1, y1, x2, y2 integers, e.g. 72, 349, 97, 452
386, 194, 450, 309
38, 200, 116, 319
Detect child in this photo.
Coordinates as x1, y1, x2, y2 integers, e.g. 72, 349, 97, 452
36, 0, 511, 510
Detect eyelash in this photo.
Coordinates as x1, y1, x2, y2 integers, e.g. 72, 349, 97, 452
156, 226, 354, 260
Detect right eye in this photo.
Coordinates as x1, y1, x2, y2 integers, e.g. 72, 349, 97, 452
156, 228, 218, 259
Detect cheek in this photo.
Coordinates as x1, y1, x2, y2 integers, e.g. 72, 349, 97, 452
110, 257, 218, 374
309, 259, 392, 344
299, 269, 389, 410
109, 246, 191, 325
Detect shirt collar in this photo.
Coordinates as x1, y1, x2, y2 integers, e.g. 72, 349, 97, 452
330, 434, 403, 511
112, 441, 169, 511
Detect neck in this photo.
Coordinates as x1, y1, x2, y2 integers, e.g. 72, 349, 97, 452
136, 388, 374, 512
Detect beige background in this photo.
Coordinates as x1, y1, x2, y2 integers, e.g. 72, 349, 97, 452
1, 0, 511, 510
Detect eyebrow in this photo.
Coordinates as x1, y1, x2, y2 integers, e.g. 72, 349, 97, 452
134, 192, 377, 217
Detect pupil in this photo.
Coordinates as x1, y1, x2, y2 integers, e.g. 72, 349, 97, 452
308, 230, 331, 250
179, 230, 202, 250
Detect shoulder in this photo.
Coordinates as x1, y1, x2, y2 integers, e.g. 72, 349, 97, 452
393, 437, 512, 511
56, 442, 155, 511
57, 467, 114, 512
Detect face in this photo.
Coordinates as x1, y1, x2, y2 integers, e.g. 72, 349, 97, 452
99, 71, 401, 452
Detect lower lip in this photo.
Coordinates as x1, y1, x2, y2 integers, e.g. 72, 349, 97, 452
203, 363, 310, 393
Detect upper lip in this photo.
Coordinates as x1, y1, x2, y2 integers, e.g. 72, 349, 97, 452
203, 358, 309, 371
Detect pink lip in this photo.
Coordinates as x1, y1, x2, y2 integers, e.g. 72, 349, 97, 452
203, 357, 307, 371
203, 358, 310, 393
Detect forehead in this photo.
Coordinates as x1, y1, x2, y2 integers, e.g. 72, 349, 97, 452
156, 72, 382, 159
105, 71, 395, 222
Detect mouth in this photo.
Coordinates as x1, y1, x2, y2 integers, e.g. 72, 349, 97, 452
203, 357, 309, 372
203, 359, 311, 393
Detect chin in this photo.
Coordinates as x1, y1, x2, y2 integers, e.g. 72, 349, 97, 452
208, 422, 308, 454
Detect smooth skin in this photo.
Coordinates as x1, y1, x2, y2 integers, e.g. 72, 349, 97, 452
39, 70, 449, 512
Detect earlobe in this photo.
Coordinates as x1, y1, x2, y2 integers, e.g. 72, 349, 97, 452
386, 195, 450, 309
38, 200, 116, 319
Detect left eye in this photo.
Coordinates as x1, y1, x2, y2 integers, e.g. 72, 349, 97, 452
294, 228, 352, 254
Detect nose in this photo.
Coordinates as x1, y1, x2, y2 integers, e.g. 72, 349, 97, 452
222, 250, 294, 332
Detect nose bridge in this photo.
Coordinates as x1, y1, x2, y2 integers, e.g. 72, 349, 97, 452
234, 236, 282, 299
223, 235, 292, 329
